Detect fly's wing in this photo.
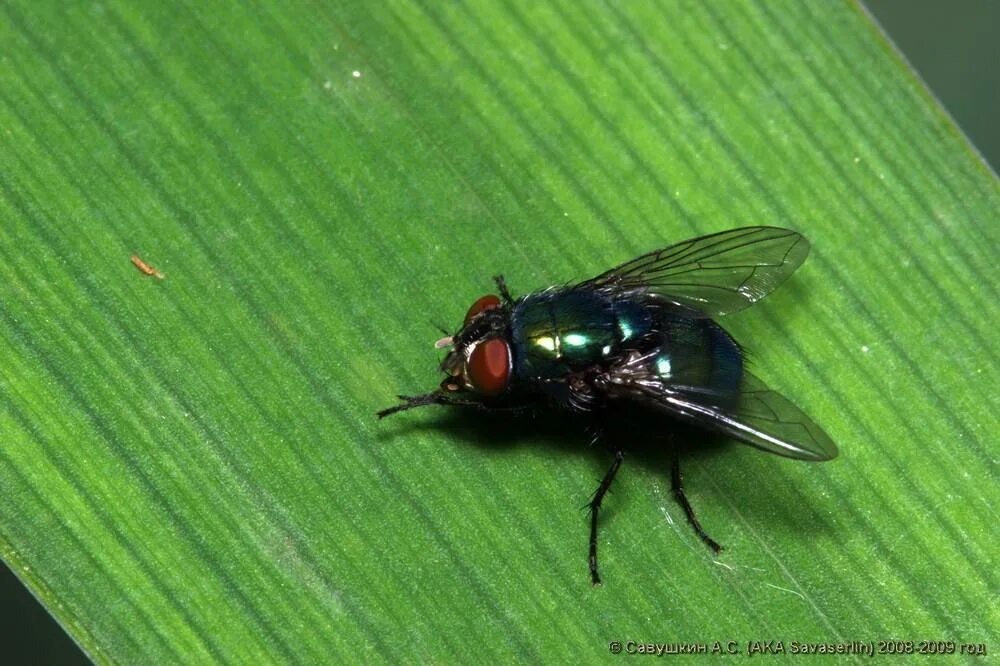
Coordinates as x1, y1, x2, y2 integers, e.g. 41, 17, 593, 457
616, 369, 838, 461
580, 227, 810, 317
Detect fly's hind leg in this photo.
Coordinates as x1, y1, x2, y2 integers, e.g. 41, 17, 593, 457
587, 448, 624, 585
493, 274, 514, 304
671, 450, 722, 553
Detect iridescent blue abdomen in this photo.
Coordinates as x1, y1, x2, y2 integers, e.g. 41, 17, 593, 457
649, 317, 744, 406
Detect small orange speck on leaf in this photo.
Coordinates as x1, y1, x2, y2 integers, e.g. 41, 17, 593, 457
131, 254, 165, 279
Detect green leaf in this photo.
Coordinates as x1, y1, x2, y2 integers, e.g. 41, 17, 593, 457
1, 1, 996, 661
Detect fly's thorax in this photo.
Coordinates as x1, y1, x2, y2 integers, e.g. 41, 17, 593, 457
509, 290, 654, 380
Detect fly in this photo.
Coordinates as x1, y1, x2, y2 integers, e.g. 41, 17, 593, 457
378, 226, 838, 584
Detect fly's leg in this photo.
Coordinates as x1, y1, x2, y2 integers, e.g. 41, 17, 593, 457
588, 449, 624, 585
493, 274, 514, 304
671, 451, 722, 553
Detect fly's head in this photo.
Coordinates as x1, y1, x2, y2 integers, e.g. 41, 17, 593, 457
437, 294, 512, 398
377, 292, 514, 418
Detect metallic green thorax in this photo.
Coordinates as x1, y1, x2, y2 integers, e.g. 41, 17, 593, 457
512, 291, 649, 379
510, 290, 651, 379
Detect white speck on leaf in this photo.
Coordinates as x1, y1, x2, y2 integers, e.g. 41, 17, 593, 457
764, 582, 805, 600
352, 70, 362, 78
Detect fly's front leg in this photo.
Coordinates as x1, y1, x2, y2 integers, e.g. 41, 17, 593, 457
587, 448, 624, 585
493, 274, 514, 305
671, 450, 722, 553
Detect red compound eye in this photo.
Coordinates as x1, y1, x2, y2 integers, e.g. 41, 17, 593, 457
467, 338, 511, 396
464, 294, 501, 324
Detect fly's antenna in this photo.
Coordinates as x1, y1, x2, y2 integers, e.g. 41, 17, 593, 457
376, 392, 444, 419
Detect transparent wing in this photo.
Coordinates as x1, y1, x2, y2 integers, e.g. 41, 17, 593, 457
581, 227, 810, 317
617, 371, 838, 461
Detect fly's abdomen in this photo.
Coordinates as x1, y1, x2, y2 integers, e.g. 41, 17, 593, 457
650, 316, 743, 405
510, 290, 652, 381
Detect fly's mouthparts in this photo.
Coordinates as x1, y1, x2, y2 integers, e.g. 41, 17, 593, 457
434, 336, 454, 349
